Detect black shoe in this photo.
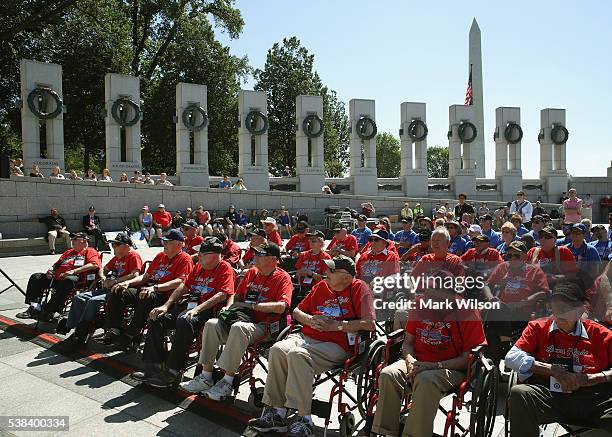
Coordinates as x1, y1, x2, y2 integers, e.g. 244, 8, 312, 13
249, 407, 288, 433
16, 307, 40, 319
131, 363, 162, 381
37, 309, 54, 323
56, 317, 70, 335
147, 369, 181, 388
56, 334, 85, 352
115, 334, 134, 351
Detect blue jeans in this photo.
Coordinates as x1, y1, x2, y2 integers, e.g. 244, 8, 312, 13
66, 288, 108, 329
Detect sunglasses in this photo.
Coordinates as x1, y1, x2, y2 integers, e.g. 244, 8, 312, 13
541, 235, 555, 239
502, 230, 513, 234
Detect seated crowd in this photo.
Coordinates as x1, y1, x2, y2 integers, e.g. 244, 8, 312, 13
15, 190, 612, 437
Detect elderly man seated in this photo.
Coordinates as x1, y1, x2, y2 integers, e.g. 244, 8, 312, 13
371, 273, 486, 437
505, 281, 612, 436
180, 242, 293, 401
249, 255, 375, 437
17, 233, 101, 322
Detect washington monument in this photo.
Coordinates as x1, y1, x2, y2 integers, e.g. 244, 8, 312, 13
469, 18, 485, 178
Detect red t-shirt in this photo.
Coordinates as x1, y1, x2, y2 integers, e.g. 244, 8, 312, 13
327, 234, 359, 256
405, 296, 486, 362
359, 241, 399, 256
184, 235, 204, 255
299, 279, 376, 351
146, 251, 193, 289
105, 251, 143, 278
461, 247, 503, 264
266, 230, 283, 248
403, 244, 430, 263
285, 234, 311, 253
222, 239, 242, 267
53, 247, 101, 280
356, 248, 400, 281
411, 253, 465, 288
294, 250, 331, 285
152, 211, 172, 228
487, 263, 550, 303
184, 260, 235, 305
515, 318, 612, 375
196, 210, 210, 225
235, 267, 293, 323
527, 246, 577, 275
243, 247, 256, 266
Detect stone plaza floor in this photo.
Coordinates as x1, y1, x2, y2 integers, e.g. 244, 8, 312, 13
0, 244, 608, 437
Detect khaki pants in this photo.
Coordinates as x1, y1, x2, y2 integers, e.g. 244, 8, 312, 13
48, 229, 71, 251
372, 360, 465, 437
262, 333, 349, 415
581, 207, 592, 221
198, 318, 269, 374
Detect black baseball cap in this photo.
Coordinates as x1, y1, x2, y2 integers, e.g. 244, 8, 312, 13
418, 229, 432, 241
323, 255, 356, 276
539, 226, 557, 238
333, 223, 347, 231
473, 234, 489, 243
69, 232, 89, 241
552, 281, 586, 304
248, 228, 267, 238
401, 217, 413, 223
307, 230, 325, 239
357, 214, 367, 221
252, 242, 281, 259
161, 229, 185, 242
108, 233, 133, 246
508, 240, 528, 254
370, 229, 389, 241
479, 214, 493, 222
215, 233, 227, 243
295, 221, 308, 232
193, 236, 223, 254
182, 219, 198, 229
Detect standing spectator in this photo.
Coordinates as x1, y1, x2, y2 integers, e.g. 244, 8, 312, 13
234, 209, 249, 241
223, 205, 239, 239
510, 190, 534, 229
29, 164, 44, 178
196, 206, 212, 236
361, 202, 375, 218
232, 178, 247, 190
563, 188, 583, 224
10, 159, 24, 176
83, 169, 97, 181
431, 203, 441, 219
139, 206, 154, 244
352, 215, 373, 249
478, 202, 489, 217
330, 182, 341, 194
532, 200, 547, 217
82, 206, 107, 250
282, 166, 291, 177
152, 204, 173, 239
118, 173, 129, 183
172, 211, 185, 229
278, 208, 293, 238
321, 185, 332, 195
39, 208, 71, 254
142, 172, 155, 185
68, 170, 82, 180
218, 175, 231, 189
582, 193, 593, 221
454, 193, 475, 220
99, 168, 113, 182
182, 220, 204, 255
413, 202, 424, 217
130, 170, 142, 183
156, 172, 173, 186
400, 202, 413, 221
393, 218, 419, 256
479, 214, 501, 248
49, 166, 65, 179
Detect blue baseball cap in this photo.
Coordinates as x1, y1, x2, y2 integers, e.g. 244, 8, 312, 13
570, 223, 586, 233
161, 229, 185, 242
369, 228, 389, 241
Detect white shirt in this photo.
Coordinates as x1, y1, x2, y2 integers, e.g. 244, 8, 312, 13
510, 199, 533, 223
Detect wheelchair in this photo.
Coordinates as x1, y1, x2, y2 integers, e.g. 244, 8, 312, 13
361, 329, 499, 437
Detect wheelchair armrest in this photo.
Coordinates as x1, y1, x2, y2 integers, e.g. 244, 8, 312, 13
387, 329, 405, 342
470, 345, 485, 356
527, 291, 549, 302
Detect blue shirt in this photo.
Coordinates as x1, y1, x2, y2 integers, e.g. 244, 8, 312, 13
566, 242, 601, 268
496, 240, 518, 261
237, 214, 248, 226
393, 229, 419, 255
526, 229, 541, 244
351, 227, 372, 247
556, 236, 572, 247
516, 225, 529, 237
483, 228, 501, 248
589, 240, 612, 261
218, 180, 231, 189
449, 235, 468, 255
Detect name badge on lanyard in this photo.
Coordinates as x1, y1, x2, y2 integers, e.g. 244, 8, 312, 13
74, 256, 85, 267
302, 275, 313, 285
245, 285, 261, 304
347, 332, 357, 346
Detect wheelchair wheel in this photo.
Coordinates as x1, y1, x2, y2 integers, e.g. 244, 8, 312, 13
504, 370, 518, 437
356, 339, 385, 419
469, 359, 498, 437
339, 412, 355, 437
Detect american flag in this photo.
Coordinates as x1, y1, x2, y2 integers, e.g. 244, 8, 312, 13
465, 65, 473, 106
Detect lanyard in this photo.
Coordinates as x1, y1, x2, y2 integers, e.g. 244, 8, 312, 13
549, 325, 583, 367
307, 251, 322, 270
332, 283, 355, 321
247, 270, 274, 303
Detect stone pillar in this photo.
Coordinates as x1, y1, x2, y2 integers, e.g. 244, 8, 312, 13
400, 102, 428, 196
295, 95, 325, 193
105, 73, 142, 177
175, 83, 209, 187
349, 99, 378, 195
469, 19, 486, 177
539, 108, 569, 202
494, 107, 523, 198
20, 59, 65, 175
238, 90, 269, 191
448, 104, 477, 196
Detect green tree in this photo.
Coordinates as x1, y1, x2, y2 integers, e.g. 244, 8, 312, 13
375, 132, 401, 177
427, 146, 449, 178
322, 88, 349, 177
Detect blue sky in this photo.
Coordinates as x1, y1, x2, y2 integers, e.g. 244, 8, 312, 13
216, 0, 612, 179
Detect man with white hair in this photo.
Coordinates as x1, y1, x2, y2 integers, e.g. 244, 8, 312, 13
411, 227, 465, 287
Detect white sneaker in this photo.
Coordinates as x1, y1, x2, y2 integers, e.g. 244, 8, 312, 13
179, 373, 213, 394
204, 378, 234, 401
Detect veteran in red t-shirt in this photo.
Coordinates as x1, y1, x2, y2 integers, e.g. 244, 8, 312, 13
505, 281, 612, 436
411, 228, 465, 290
249, 255, 376, 435
294, 230, 331, 287
105, 229, 193, 349
18, 232, 101, 322
326, 224, 359, 259
132, 236, 235, 388
527, 225, 578, 289
371, 273, 486, 437
182, 220, 204, 255
217, 233, 242, 268
356, 228, 400, 284
285, 221, 311, 255
241, 228, 267, 269
460, 233, 503, 279
181, 242, 293, 402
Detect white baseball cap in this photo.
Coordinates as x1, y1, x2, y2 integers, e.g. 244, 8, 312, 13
261, 217, 276, 225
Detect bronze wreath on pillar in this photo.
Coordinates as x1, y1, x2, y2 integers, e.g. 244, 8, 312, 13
408, 119, 428, 142
356, 116, 377, 140
111, 97, 141, 127
302, 114, 324, 138
550, 125, 569, 145
27, 87, 63, 119
504, 122, 523, 145
458, 121, 477, 144
182, 104, 208, 132
245, 110, 269, 135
